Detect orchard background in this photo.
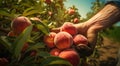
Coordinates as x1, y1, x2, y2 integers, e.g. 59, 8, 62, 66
0, 0, 120, 66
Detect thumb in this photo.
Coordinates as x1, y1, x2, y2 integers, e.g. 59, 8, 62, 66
87, 27, 98, 51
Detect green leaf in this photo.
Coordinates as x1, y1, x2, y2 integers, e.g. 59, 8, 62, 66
37, 51, 50, 58
0, 36, 12, 53
23, 9, 40, 16
22, 56, 35, 64
0, 9, 12, 17
13, 25, 33, 59
102, 26, 120, 42
22, 7, 34, 16
40, 56, 72, 66
25, 42, 45, 53
36, 21, 49, 35
22, 1, 45, 16
22, 5, 44, 16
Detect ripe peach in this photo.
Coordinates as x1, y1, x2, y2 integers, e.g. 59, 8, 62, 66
73, 18, 79, 23
50, 48, 61, 56
45, 0, 51, 4
75, 44, 92, 57
73, 34, 88, 45
11, 16, 32, 35
44, 32, 56, 48
60, 22, 78, 36
59, 49, 80, 66
54, 32, 73, 50
68, 9, 75, 15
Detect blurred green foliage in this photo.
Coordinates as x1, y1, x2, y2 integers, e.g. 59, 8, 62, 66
101, 26, 120, 42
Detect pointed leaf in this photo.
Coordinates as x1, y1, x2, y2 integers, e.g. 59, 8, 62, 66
0, 36, 12, 53
22, 56, 35, 64
0, 9, 12, 17
13, 25, 33, 58
40, 56, 72, 66
25, 42, 45, 53
35, 21, 49, 35
23, 7, 34, 14
37, 51, 50, 58
23, 10, 40, 16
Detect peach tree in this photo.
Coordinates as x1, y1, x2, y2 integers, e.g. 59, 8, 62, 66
0, 0, 104, 66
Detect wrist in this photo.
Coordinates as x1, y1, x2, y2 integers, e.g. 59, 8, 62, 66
86, 4, 120, 31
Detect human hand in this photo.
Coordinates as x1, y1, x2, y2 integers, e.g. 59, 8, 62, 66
50, 22, 98, 56
74, 22, 98, 56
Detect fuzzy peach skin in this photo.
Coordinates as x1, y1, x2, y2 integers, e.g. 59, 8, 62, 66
44, 32, 56, 48
11, 16, 32, 35
73, 34, 88, 45
59, 49, 80, 66
68, 9, 75, 15
73, 18, 79, 23
50, 48, 61, 56
60, 22, 78, 36
54, 32, 73, 50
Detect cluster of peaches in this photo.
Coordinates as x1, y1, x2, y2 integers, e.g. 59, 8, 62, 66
44, 22, 89, 66
7, 16, 89, 66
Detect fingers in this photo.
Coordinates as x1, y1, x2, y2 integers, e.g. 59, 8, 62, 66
75, 44, 93, 57
74, 23, 88, 36
76, 27, 98, 57
87, 26, 98, 50
76, 44, 91, 50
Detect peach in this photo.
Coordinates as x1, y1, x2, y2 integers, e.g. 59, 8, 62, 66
60, 22, 78, 36
75, 44, 92, 57
54, 32, 73, 50
11, 16, 32, 35
68, 9, 75, 15
73, 34, 88, 45
44, 32, 56, 48
73, 18, 79, 23
50, 48, 61, 56
45, 0, 51, 4
59, 49, 80, 66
